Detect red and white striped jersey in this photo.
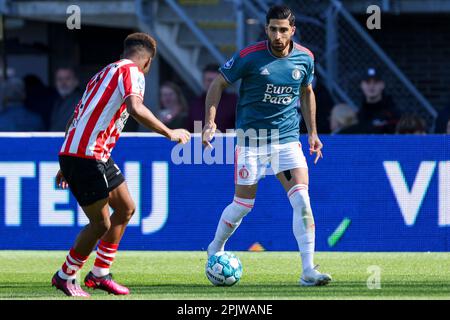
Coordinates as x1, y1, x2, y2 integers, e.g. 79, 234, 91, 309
59, 59, 145, 162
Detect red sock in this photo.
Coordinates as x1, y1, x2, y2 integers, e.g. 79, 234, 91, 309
92, 240, 119, 277
59, 248, 89, 280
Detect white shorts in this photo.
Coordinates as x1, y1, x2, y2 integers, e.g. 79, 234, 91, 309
234, 141, 308, 185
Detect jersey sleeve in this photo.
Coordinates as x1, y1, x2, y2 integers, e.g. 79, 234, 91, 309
301, 57, 315, 87
219, 52, 247, 84
119, 65, 146, 101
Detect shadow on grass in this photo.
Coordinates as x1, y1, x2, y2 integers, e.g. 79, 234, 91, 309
127, 281, 450, 298
1, 281, 449, 299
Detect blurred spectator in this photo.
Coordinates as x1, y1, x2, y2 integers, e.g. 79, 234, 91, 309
24, 74, 58, 130
358, 68, 400, 134
49, 66, 83, 132
157, 82, 188, 129
313, 77, 335, 134
329, 103, 365, 134
0, 77, 45, 131
435, 106, 450, 134
0, 79, 3, 111
395, 113, 427, 134
300, 76, 335, 134
187, 64, 237, 133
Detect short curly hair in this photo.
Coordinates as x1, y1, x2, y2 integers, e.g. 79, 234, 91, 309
123, 32, 157, 58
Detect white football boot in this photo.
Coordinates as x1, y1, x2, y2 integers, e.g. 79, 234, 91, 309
300, 265, 332, 286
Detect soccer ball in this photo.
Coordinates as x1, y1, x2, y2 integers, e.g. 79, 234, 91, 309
205, 251, 243, 286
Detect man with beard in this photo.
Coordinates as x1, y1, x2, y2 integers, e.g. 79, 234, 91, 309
202, 5, 331, 286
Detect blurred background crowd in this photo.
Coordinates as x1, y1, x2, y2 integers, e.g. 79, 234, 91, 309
0, 0, 449, 135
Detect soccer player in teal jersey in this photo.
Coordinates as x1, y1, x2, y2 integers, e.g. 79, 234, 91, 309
202, 5, 331, 286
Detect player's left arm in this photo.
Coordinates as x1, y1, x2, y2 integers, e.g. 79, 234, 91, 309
300, 84, 323, 164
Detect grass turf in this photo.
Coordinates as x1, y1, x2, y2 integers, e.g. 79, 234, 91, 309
0, 251, 449, 300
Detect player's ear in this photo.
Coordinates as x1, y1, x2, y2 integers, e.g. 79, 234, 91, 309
291, 25, 296, 36
265, 24, 269, 36
144, 57, 152, 70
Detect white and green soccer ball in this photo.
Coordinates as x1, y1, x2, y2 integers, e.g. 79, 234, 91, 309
205, 251, 243, 286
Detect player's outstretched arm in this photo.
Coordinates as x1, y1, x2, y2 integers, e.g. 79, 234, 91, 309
300, 85, 323, 164
202, 74, 230, 148
125, 95, 191, 144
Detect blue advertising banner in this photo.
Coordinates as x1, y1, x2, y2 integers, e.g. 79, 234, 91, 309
0, 134, 449, 251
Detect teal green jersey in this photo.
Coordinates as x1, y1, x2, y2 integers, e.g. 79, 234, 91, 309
219, 40, 314, 145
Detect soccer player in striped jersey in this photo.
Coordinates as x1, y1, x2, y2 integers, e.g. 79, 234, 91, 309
202, 5, 332, 286
51, 33, 191, 297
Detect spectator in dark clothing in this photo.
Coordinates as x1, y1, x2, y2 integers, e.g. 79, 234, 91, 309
313, 77, 335, 134
358, 68, 400, 134
435, 106, 450, 134
187, 64, 237, 133
157, 82, 189, 129
49, 67, 83, 132
300, 76, 335, 134
0, 78, 45, 131
24, 74, 58, 130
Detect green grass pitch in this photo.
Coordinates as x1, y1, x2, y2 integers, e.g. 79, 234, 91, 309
0, 251, 449, 300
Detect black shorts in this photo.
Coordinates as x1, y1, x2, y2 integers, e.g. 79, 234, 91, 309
59, 155, 125, 207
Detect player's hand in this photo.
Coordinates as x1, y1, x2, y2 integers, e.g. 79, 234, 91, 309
202, 121, 217, 148
308, 134, 323, 165
170, 129, 191, 144
55, 170, 69, 189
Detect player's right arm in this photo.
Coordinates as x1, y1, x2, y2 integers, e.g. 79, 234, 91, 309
202, 52, 245, 147
125, 95, 190, 144
202, 74, 230, 148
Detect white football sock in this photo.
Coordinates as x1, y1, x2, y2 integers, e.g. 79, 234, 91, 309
207, 196, 255, 256
288, 184, 316, 272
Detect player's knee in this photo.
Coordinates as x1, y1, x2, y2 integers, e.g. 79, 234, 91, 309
287, 184, 310, 209
123, 204, 136, 222
91, 218, 111, 237
232, 203, 252, 216
231, 197, 255, 216
113, 201, 136, 224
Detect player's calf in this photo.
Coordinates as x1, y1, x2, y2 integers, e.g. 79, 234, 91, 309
207, 196, 255, 257
90, 218, 112, 238
288, 184, 316, 272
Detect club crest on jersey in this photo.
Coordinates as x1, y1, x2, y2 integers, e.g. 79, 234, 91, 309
239, 166, 249, 179
292, 69, 301, 80
223, 57, 235, 70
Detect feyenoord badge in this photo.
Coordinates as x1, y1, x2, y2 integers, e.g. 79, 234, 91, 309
239, 166, 249, 179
